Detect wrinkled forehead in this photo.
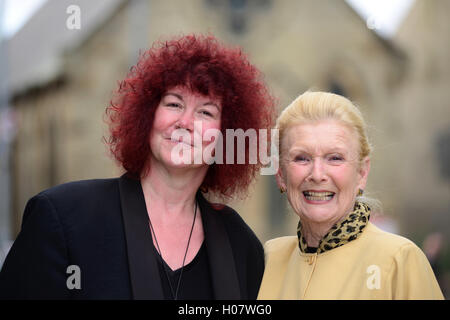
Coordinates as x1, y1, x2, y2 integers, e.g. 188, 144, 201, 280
280, 120, 360, 157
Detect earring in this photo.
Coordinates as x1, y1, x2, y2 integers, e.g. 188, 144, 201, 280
357, 189, 364, 197
280, 187, 286, 194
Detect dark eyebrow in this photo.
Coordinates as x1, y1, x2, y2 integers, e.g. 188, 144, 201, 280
163, 92, 184, 101
164, 92, 221, 111
203, 102, 221, 111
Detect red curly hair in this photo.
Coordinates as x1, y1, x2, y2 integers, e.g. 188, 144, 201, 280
105, 34, 275, 199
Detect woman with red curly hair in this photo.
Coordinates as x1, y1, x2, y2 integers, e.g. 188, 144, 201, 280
0, 34, 275, 300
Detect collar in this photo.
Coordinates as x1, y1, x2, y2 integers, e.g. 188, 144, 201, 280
297, 201, 371, 254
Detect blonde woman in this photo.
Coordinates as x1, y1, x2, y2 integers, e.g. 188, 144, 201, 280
258, 91, 443, 300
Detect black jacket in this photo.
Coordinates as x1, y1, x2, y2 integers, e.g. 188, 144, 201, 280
0, 174, 264, 299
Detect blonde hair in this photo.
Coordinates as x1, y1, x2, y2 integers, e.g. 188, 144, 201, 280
276, 91, 381, 212
277, 91, 372, 161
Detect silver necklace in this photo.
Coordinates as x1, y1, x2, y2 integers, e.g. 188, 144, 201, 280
148, 200, 198, 300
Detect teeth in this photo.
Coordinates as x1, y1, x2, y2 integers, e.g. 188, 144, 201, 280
306, 196, 332, 201
303, 191, 334, 197
303, 191, 334, 201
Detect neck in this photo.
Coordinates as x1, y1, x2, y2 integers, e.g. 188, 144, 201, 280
300, 213, 348, 248
141, 158, 208, 219
300, 222, 333, 248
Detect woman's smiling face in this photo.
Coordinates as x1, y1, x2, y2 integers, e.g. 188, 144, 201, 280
277, 119, 370, 225
149, 86, 222, 170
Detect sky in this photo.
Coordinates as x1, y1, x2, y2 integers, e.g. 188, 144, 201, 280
0, 0, 48, 39
345, 0, 416, 38
0, 0, 415, 40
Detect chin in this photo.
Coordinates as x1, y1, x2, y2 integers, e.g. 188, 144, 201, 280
300, 206, 340, 224
166, 155, 208, 170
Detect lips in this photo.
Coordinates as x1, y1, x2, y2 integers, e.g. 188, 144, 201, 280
166, 136, 193, 147
303, 190, 335, 201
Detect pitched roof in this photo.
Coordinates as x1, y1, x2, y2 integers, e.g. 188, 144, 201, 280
0, 0, 125, 99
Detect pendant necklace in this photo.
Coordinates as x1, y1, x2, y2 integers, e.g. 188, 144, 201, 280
148, 200, 198, 300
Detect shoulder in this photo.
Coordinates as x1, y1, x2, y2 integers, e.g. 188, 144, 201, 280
265, 236, 298, 251
363, 224, 443, 299
37, 177, 119, 203
32, 177, 120, 213
204, 201, 264, 255
23, 177, 121, 228
212, 204, 249, 229
359, 222, 430, 266
213, 204, 261, 244
264, 236, 298, 259
363, 222, 420, 253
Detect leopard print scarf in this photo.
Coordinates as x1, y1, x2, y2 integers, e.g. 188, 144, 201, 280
297, 201, 371, 254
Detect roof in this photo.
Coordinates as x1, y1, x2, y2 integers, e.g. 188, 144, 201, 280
0, 0, 125, 100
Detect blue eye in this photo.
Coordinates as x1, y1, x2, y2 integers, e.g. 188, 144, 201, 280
294, 155, 309, 162
329, 155, 344, 162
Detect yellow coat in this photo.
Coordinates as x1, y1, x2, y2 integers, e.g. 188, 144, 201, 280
257, 222, 444, 300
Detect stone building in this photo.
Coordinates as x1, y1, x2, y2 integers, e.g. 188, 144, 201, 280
392, 0, 450, 239
4, 0, 446, 252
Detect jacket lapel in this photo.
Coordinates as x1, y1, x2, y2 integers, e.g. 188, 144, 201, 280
118, 174, 240, 300
118, 174, 164, 300
197, 193, 241, 299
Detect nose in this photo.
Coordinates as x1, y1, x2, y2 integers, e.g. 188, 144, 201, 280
307, 158, 327, 183
176, 110, 194, 131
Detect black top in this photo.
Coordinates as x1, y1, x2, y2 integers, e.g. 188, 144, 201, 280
155, 242, 214, 300
0, 174, 264, 299
305, 247, 318, 253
